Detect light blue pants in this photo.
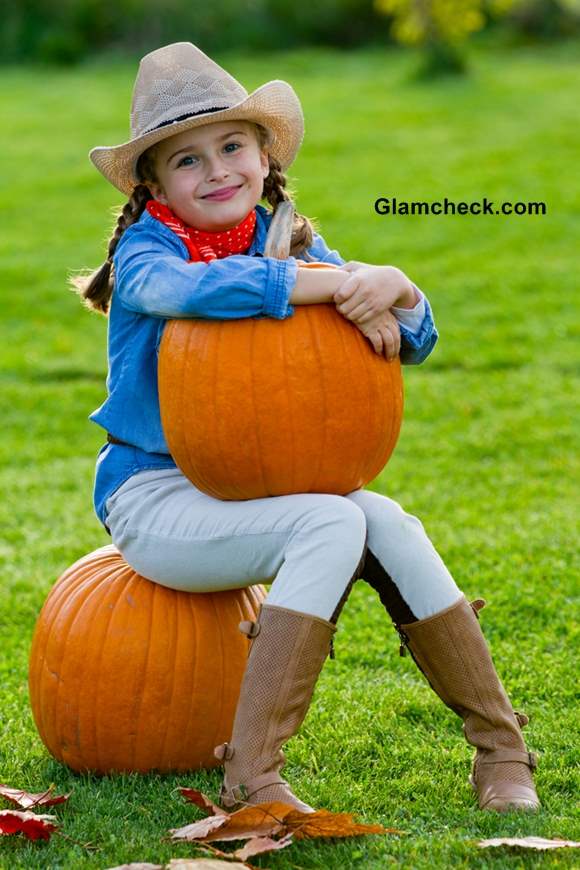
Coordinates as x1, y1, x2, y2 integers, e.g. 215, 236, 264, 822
105, 467, 462, 621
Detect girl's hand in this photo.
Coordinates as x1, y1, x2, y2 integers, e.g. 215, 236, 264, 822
334, 263, 418, 322
352, 310, 401, 359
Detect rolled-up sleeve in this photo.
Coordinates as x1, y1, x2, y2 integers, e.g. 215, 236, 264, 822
113, 226, 297, 320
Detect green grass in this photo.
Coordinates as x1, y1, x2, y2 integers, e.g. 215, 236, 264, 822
1, 38, 579, 869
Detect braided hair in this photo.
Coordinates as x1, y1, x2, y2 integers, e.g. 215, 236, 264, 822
72, 123, 317, 315
256, 124, 317, 260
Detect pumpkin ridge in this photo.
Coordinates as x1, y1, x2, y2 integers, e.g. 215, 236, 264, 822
279, 315, 296, 494
90, 561, 135, 772
159, 584, 180, 768
184, 592, 202, 765
357, 327, 379, 487
248, 317, 270, 497
130, 576, 156, 770
186, 325, 217, 498
336, 312, 367, 491
307, 306, 328, 491
208, 591, 226, 763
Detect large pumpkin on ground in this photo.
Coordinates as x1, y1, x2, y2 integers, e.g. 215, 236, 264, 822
28, 546, 266, 774
159, 263, 404, 500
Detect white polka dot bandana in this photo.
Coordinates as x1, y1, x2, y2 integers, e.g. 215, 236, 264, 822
146, 200, 257, 261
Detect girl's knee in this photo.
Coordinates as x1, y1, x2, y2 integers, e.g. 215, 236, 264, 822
345, 489, 424, 537
299, 495, 367, 558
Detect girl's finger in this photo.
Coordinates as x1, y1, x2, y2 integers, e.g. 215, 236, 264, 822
367, 329, 383, 354
333, 273, 360, 304
378, 324, 397, 361
336, 300, 372, 322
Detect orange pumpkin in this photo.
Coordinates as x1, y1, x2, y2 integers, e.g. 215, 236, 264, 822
28, 546, 266, 774
159, 262, 404, 500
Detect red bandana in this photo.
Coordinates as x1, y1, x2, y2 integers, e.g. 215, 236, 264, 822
146, 200, 257, 262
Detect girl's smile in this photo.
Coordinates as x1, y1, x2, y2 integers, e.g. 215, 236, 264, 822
148, 121, 270, 232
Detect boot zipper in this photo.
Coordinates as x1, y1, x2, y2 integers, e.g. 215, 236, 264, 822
329, 636, 336, 660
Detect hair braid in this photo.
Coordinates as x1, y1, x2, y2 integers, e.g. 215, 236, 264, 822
262, 155, 318, 260
70, 183, 152, 315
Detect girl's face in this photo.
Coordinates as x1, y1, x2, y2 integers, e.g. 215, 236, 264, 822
147, 120, 270, 231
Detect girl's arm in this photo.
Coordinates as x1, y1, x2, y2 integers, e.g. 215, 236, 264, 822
114, 224, 299, 320
306, 234, 439, 365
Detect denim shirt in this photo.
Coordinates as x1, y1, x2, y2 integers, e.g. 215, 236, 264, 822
90, 204, 438, 532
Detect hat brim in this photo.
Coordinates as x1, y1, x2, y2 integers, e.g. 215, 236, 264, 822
89, 80, 304, 197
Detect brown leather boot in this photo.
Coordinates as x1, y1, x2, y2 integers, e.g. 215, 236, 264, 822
398, 595, 540, 812
214, 603, 337, 812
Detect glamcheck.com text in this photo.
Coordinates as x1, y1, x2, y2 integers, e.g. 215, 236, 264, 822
374, 197, 547, 216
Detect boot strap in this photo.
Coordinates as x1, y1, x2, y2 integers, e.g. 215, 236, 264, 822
470, 598, 487, 618
514, 710, 529, 728
221, 771, 289, 805
477, 748, 538, 769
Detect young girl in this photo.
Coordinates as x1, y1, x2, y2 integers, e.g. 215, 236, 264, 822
74, 42, 539, 815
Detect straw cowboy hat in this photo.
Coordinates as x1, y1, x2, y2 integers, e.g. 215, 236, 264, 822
90, 42, 305, 197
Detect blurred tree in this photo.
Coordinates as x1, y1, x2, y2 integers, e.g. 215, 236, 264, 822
373, 0, 513, 75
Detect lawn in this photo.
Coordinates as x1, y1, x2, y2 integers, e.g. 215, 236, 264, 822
0, 36, 579, 869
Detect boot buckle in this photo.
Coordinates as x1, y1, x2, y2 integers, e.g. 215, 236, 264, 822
239, 620, 260, 638
230, 783, 249, 802
214, 741, 235, 761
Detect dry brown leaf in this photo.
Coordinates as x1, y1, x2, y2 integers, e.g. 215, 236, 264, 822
105, 864, 163, 869
170, 797, 400, 846
0, 809, 59, 840
478, 836, 580, 851
178, 788, 226, 817
284, 807, 400, 840
233, 832, 294, 861
0, 783, 71, 809
170, 814, 229, 842
171, 801, 292, 843
167, 861, 251, 869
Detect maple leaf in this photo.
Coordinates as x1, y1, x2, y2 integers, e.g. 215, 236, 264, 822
283, 807, 402, 839
0, 783, 71, 809
478, 836, 580, 851
0, 809, 58, 840
170, 801, 292, 843
170, 795, 402, 845
167, 860, 251, 868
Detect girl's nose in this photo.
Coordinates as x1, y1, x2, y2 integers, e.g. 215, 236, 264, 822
206, 155, 229, 183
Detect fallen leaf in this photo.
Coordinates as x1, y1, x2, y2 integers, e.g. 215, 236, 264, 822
167, 860, 251, 869
478, 836, 580, 851
170, 799, 400, 845
0, 783, 71, 809
170, 814, 230, 842
178, 788, 227, 817
284, 808, 401, 840
202, 802, 292, 842
105, 864, 163, 869
234, 832, 294, 860
0, 809, 58, 840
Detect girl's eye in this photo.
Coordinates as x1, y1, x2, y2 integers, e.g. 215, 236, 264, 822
224, 142, 241, 153
177, 155, 198, 168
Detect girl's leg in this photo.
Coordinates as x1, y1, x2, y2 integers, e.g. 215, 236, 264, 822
344, 488, 540, 813
344, 488, 462, 620
105, 468, 369, 813
105, 467, 368, 620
